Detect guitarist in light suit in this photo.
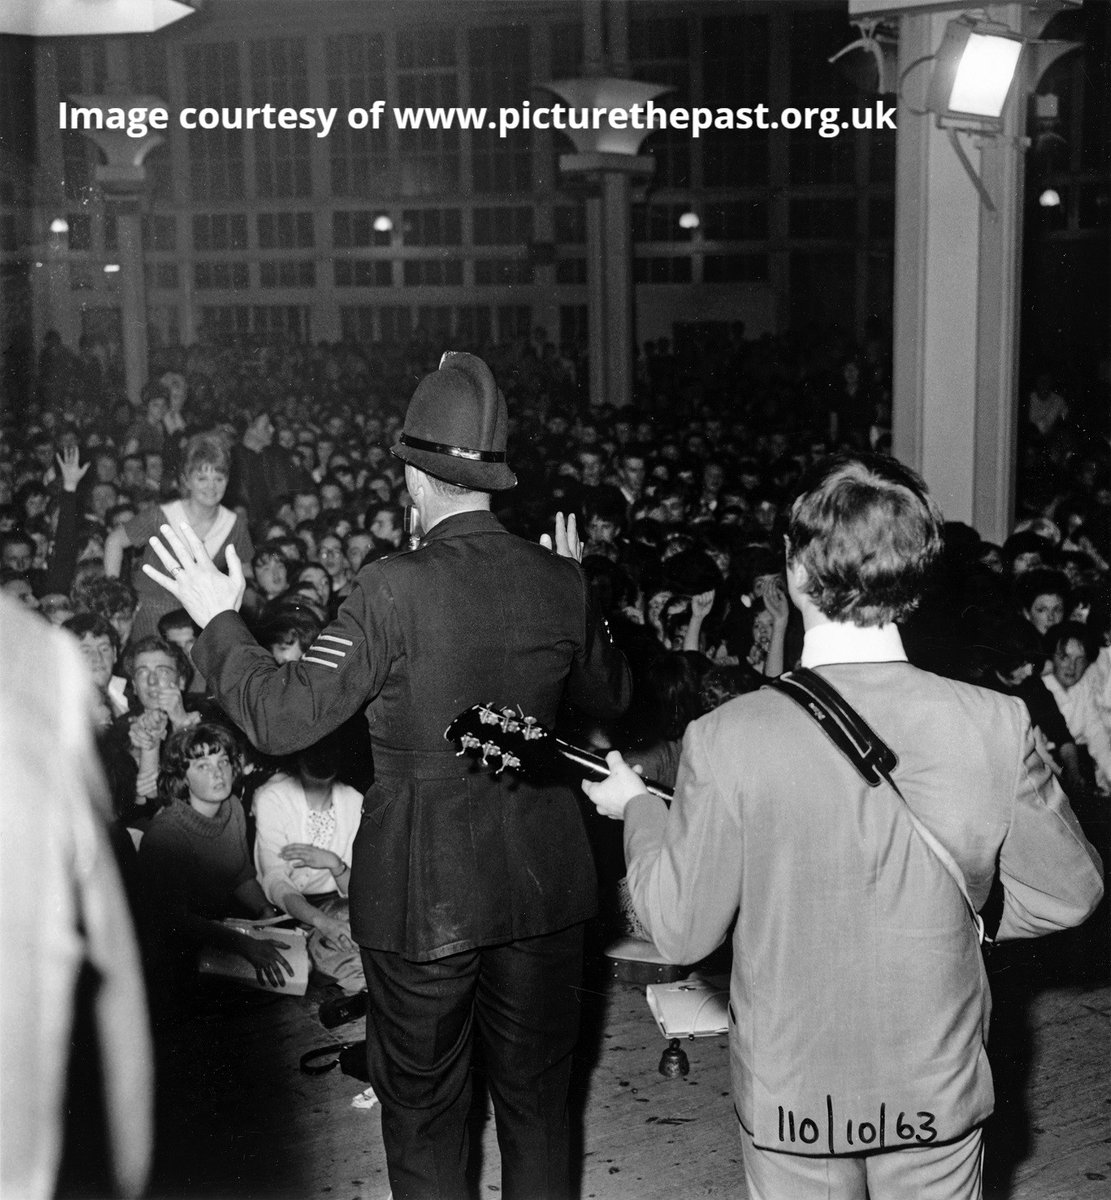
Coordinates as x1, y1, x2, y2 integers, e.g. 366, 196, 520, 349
584, 452, 1103, 1200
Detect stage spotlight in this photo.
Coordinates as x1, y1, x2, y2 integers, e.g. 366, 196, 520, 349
926, 16, 1024, 133
50, 218, 69, 235
677, 211, 700, 231
372, 214, 394, 234
103, 263, 121, 273
1038, 188, 1061, 208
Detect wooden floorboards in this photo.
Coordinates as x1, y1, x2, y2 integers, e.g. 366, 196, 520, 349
136, 923, 1109, 1200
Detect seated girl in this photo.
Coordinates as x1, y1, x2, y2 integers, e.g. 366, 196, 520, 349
138, 723, 294, 1000
252, 741, 365, 995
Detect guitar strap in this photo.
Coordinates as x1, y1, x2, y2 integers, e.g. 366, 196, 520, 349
764, 667, 993, 950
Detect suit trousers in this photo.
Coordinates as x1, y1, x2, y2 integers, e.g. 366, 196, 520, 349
740, 1122, 984, 1200
360, 923, 585, 1200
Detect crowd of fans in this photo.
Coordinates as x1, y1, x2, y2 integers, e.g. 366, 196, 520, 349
1, 321, 1109, 1004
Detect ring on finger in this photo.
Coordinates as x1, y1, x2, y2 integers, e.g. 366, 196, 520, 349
169, 564, 184, 578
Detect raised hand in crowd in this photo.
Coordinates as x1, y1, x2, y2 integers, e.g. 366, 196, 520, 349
684, 589, 716, 654
762, 574, 791, 678
56, 445, 89, 493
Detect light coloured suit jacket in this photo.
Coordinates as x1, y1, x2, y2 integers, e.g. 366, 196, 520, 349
624, 662, 1103, 1156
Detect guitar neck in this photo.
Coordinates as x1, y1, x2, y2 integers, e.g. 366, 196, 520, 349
553, 739, 673, 802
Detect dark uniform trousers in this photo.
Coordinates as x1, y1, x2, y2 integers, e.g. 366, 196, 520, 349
192, 510, 631, 1200
362, 924, 583, 1200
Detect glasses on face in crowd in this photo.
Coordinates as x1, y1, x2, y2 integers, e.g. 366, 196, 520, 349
134, 665, 179, 686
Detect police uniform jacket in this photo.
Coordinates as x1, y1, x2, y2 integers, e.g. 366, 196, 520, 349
622, 662, 1104, 1156
193, 509, 631, 961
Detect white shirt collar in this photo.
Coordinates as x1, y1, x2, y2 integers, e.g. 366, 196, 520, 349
800, 622, 907, 668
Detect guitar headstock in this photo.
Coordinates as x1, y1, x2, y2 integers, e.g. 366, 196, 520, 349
444, 704, 558, 778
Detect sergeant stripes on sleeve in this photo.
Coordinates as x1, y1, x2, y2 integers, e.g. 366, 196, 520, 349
303, 633, 354, 668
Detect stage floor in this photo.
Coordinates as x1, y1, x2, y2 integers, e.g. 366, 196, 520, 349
128, 914, 1111, 1200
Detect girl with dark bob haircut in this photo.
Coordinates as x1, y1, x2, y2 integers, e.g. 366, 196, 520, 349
156, 722, 243, 808
786, 452, 944, 627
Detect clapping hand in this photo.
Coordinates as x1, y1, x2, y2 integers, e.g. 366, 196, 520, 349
130, 708, 168, 751
143, 522, 246, 628
539, 513, 582, 563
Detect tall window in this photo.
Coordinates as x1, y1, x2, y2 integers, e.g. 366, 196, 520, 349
469, 27, 531, 193
396, 28, 459, 194
702, 13, 770, 188
327, 33, 389, 197
787, 11, 856, 186
184, 43, 244, 201
401, 209, 462, 246
258, 211, 314, 249
251, 39, 312, 198
630, 17, 691, 189
473, 207, 532, 246
192, 213, 248, 251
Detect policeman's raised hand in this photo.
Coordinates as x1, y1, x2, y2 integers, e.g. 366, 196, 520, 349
582, 750, 647, 820
539, 512, 582, 563
143, 521, 246, 628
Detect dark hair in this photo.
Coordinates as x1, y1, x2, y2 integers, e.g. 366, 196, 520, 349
157, 608, 199, 639
1000, 529, 1052, 573
366, 501, 404, 529
122, 634, 191, 684
1045, 620, 1100, 664
974, 613, 1045, 677
1015, 568, 1070, 613
787, 453, 943, 627
640, 651, 705, 742
257, 606, 322, 653
252, 540, 291, 570
157, 722, 243, 807
64, 611, 120, 657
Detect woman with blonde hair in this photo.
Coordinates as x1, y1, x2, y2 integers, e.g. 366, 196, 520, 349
105, 433, 252, 641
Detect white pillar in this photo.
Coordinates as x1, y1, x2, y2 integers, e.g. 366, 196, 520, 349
892, 5, 1026, 542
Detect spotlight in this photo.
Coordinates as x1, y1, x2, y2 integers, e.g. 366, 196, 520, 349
677, 211, 700, 231
1038, 188, 1061, 208
104, 263, 121, 273
372, 214, 393, 234
50, 218, 69, 235
926, 16, 1024, 133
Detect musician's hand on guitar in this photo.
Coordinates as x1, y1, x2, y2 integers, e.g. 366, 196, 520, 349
582, 751, 647, 820
539, 512, 582, 563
